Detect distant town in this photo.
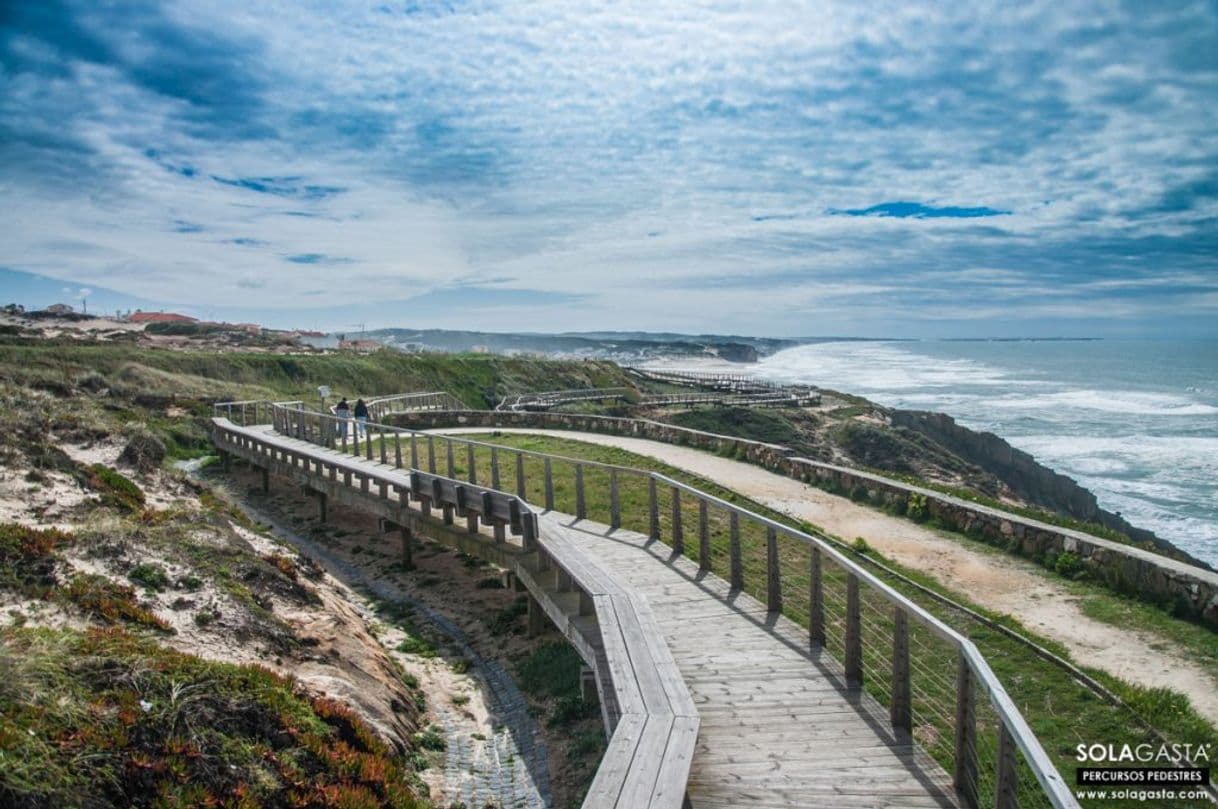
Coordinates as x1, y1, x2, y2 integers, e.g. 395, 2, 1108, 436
0, 301, 789, 362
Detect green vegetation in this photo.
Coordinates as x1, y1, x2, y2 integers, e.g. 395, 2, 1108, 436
127, 562, 171, 592
515, 641, 603, 755
0, 523, 71, 597
668, 406, 800, 446
0, 339, 634, 408
85, 464, 145, 512
0, 626, 422, 808
486, 596, 529, 636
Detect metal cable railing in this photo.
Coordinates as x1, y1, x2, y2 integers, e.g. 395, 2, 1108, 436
259, 401, 1077, 809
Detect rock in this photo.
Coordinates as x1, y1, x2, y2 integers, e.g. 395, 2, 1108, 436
119, 431, 166, 471
1203, 594, 1218, 627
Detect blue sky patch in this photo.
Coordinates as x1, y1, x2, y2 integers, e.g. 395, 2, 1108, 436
831, 202, 1011, 219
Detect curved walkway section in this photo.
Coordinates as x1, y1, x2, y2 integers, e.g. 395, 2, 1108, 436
212, 403, 1078, 809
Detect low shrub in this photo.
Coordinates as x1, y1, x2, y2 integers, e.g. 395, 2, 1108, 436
128, 562, 170, 592
85, 464, 145, 512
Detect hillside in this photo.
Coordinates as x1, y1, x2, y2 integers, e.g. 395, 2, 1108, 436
0, 340, 624, 807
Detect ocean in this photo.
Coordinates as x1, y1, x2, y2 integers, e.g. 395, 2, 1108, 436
749, 340, 1218, 566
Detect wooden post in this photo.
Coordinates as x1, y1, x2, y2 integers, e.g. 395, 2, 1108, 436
574, 464, 586, 519
442, 504, 454, 525
845, 573, 862, 687
810, 548, 825, 647
766, 526, 781, 613
954, 656, 979, 809
466, 443, 476, 484
366, 427, 374, 461
394, 432, 402, 468
410, 433, 419, 469
522, 512, 538, 551
317, 492, 327, 522
341, 424, 348, 453
670, 487, 683, 554
697, 499, 709, 571
400, 525, 414, 570
352, 428, 360, 458
543, 458, 554, 510
527, 595, 547, 637
261, 467, 269, 494
729, 511, 742, 590
515, 453, 526, 499
493, 521, 506, 543
490, 447, 500, 489
995, 724, 1018, 809
648, 477, 660, 540
467, 511, 478, 533
427, 435, 436, 473
609, 470, 620, 530
891, 608, 911, 732
446, 439, 455, 478
380, 427, 387, 464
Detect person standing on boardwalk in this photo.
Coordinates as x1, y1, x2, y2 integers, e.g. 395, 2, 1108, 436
354, 398, 369, 439
335, 397, 351, 439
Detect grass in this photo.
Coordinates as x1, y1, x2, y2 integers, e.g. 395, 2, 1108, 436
0, 339, 635, 408
0, 626, 424, 808
667, 406, 801, 446
448, 432, 1217, 809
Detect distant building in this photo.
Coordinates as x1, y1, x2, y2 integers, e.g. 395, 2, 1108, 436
129, 311, 198, 324
43, 303, 75, 315
471, 344, 491, 354
338, 339, 383, 353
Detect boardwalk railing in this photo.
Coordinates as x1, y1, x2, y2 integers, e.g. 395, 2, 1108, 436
497, 387, 636, 411
214, 399, 303, 426
625, 365, 813, 395
640, 390, 820, 408
366, 392, 466, 420
265, 402, 1076, 809
210, 412, 697, 809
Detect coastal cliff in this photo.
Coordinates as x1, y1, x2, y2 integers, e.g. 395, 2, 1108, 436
888, 409, 1180, 558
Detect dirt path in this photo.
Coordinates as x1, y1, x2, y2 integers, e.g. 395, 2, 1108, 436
439, 427, 1218, 726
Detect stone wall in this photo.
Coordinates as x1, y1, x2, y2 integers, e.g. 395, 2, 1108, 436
386, 409, 1218, 630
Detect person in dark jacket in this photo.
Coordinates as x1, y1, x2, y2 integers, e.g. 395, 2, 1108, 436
335, 398, 351, 440
353, 398, 369, 438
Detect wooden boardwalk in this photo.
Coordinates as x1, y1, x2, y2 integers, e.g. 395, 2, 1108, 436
542, 513, 959, 809
214, 417, 977, 808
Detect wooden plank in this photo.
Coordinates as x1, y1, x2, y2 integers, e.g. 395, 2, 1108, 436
583, 713, 645, 809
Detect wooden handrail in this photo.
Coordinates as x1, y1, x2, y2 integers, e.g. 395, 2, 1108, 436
210, 414, 698, 809
229, 401, 1081, 809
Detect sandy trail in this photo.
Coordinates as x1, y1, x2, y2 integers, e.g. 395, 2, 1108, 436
438, 427, 1218, 726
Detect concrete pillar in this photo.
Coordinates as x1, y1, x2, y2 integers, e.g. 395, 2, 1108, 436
261, 467, 269, 494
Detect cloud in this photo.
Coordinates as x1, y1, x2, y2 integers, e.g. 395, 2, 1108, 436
0, 1, 1215, 336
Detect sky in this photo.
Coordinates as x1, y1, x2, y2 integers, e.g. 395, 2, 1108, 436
1, 1, 1216, 337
